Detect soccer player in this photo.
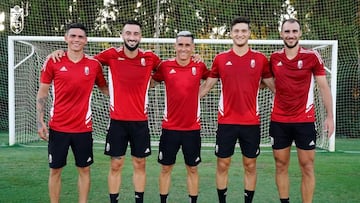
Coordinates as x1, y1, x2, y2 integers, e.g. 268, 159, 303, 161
152, 31, 209, 203
269, 18, 334, 203
36, 23, 108, 203
97, 20, 161, 203
200, 16, 274, 203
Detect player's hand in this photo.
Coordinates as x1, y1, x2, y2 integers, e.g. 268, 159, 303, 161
324, 116, 335, 138
49, 50, 65, 63
37, 120, 49, 141
192, 54, 204, 63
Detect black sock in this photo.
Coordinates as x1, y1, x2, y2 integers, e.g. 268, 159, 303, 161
109, 193, 119, 203
189, 194, 198, 203
280, 197, 290, 203
135, 191, 144, 203
160, 194, 168, 203
217, 188, 227, 203
244, 190, 255, 203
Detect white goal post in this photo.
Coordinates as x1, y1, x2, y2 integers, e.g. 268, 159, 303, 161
8, 36, 337, 151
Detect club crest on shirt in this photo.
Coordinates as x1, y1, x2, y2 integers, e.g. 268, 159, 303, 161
84, 66, 89, 75
250, 59, 255, 68
297, 60, 303, 69
192, 67, 196, 75
141, 58, 146, 66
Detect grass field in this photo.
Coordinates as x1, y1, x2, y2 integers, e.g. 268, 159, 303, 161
0, 133, 359, 203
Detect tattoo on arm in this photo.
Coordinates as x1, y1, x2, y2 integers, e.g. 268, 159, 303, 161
36, 96, 47, 129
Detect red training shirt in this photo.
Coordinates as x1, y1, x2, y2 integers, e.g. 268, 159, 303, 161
270, 47, 326, 123
152, 58, 209, 130
95, 47, 161, 121
209, 48, 272, 125
40, 52, 107, 133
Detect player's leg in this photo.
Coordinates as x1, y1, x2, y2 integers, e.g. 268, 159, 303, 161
215, 124, 238, 203
273, 147, 291, 201
129, 121, 151, 203
186, 165, 199, 203
216, 157, 231, 203
238, 125, 261, 203
182, 130, 201, 203
270, 121, 293, 203
71, 132, 94, 203
48, 129, 70, 203
108, 157, 125, 202
104, 119, 129, 203
297, 148, 315, 203
159, 164, 174, 197
294, 123, 317, 203
77, 166, 91, 203
242, 156, 257, 203
158, 129, 181, 202
49, 168, 63, 203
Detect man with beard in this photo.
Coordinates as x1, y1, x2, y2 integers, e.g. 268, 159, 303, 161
200, 16, 274, 203
96, 20, 161, 203
269, 18, 334, 203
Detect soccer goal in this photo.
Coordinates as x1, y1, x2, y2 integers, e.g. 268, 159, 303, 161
8, 36, 338, 151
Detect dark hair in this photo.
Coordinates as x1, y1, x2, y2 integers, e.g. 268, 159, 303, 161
176, 30, 194, 42
281, 18, 301, 31
123, 20, 142, 29
230, 16, 251, 30
65, 23, 87, 36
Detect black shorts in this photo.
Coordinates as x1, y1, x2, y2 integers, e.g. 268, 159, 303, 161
104, 119, 151, 158
269, 121, 317, 150
215, 124, 260, 158
158, 129, 201, 166
48, 129, 93, 169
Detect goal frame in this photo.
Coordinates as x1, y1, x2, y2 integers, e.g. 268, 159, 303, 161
8, 36, 338, 151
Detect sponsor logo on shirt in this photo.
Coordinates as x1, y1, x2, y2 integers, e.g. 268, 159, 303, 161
169, 69, 176, 74
192, 67, 196, 75
60, 66, 68, 72
84, 66, 89, 75
225, 61, 232, 66
117, 57, 125, 60
277, 61, 283, 66
250, 59, 255, 68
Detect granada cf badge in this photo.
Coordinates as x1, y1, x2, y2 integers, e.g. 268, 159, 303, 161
250, 59, 255, 68
192, 67, 196, 75
84, 67, 89, 75
141, 58, 146, 66
297, 60, 303, 69
10, 3, 29, 34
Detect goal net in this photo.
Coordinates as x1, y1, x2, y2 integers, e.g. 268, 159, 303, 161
8, 36, 337, 151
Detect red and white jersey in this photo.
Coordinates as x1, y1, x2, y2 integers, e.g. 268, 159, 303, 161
95, 47, 161, 121
40, 52, 107, 133
270, 47, 326, 122
152, 59, 209, 130
209, 48, 272, 125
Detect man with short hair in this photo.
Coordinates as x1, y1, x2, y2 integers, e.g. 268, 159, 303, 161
269, 18, 334, 203
37, 22, 108, 203
200, 16, 274, 203
153, 31, 209, 203
96, 20, 162, 203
